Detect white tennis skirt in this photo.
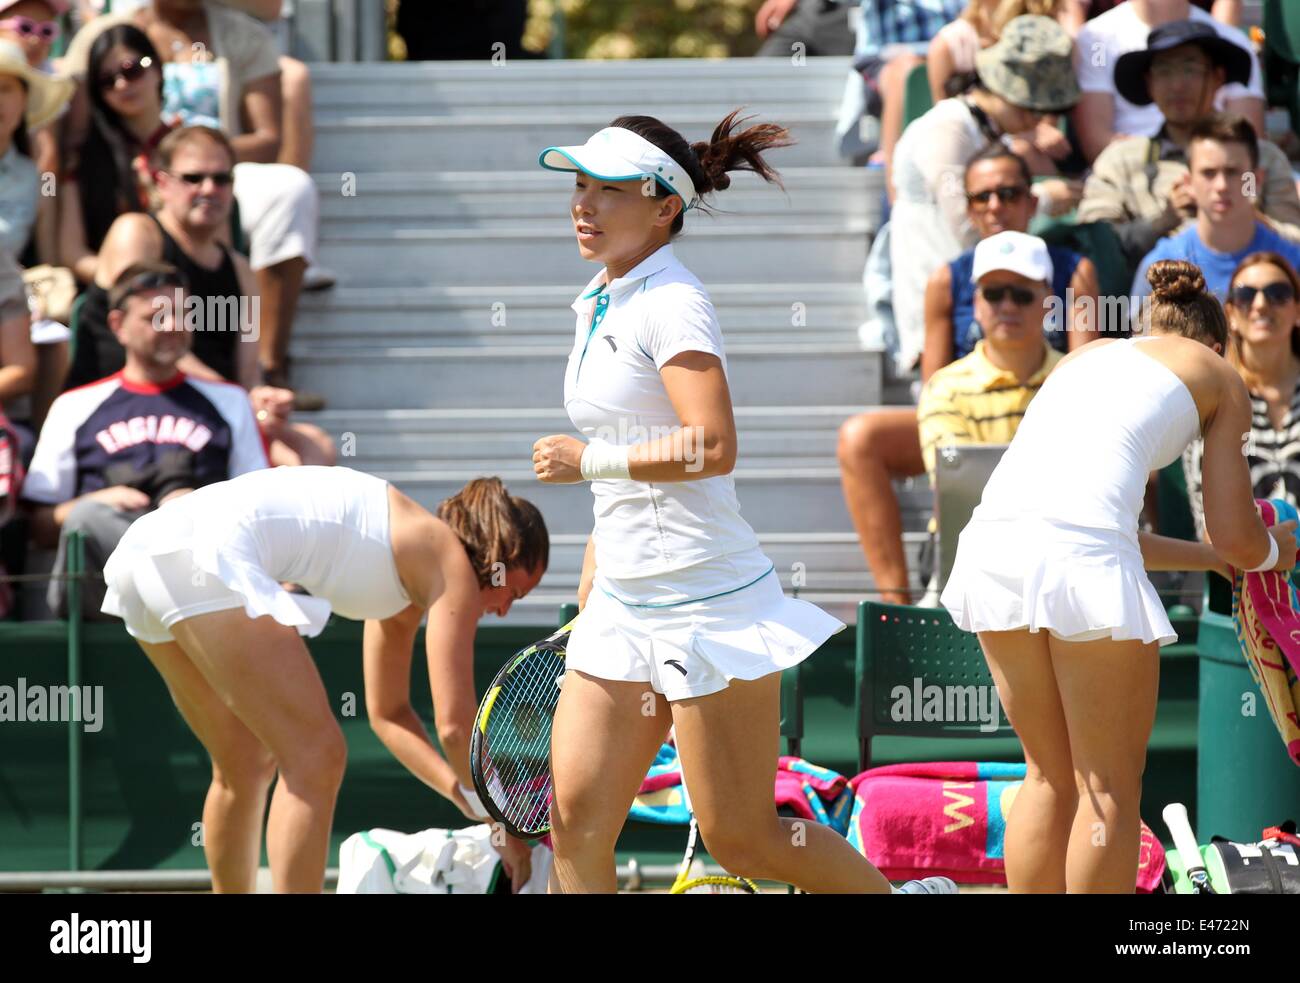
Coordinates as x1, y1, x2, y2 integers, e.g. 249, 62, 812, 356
940, 515, 1177, 647
565, 566, 847, 702
101, 503, 332, 645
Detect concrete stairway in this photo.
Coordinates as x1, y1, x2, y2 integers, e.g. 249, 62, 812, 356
297, 56, 916, 625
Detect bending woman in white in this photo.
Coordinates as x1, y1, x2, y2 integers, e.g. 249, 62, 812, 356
941, 260, 1298, 892
101, 466, 549, 893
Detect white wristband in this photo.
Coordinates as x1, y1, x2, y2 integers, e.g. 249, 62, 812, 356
1247, 535, 1279, 573
458, 783, 489, 820
579, 439, 631, 481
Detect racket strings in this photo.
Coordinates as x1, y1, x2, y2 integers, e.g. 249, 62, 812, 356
479, 646, 565, 833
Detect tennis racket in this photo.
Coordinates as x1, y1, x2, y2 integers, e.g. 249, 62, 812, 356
1162, 802, 1216, 895
469, 617, 576, 839
669, 780, 758, 894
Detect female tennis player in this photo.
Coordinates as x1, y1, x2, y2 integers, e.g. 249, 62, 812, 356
100, 465, 548, 893
941, 261, 1299, 893
532, 111, 941, 893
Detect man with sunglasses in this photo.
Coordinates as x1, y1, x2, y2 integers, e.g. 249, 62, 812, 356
1078, 21, 1300, 271
917, 230, 1062, 508
21, 260, 267, 619
1131, 114, 1300, 308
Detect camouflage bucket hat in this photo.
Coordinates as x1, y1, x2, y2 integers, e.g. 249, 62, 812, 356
975, 15, 1080, 114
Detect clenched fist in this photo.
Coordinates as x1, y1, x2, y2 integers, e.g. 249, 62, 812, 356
533, 434, 586, 483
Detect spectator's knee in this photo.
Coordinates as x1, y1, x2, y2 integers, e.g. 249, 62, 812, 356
278, 56, 312, 99
62, 497, 125, 531
837, 413, 875, 466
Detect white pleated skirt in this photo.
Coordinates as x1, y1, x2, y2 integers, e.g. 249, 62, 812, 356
939, 516, 1177, 647
566, 565, 847, 702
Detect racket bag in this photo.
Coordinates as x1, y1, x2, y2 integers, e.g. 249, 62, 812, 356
337, 825, 552, 894
1165, 825, 1300, 894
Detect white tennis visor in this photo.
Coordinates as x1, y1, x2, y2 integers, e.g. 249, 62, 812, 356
538, 126, 699, 209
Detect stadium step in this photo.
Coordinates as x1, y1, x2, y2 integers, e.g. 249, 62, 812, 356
291, 342, 881, 409
314, 221, 869, 287
309, 57, 855, 113
315, 112, 845, 173
314, 167, 878, 227
294, 282, 868, 344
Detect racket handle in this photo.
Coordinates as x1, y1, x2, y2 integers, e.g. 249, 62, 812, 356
1162, 802, 1203, 870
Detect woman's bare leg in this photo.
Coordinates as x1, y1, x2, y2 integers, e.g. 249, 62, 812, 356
977, 628, 1078, 892
139, 639, 276, 892
549, 670, 672, 893
1049, 634, 1159, 893
672, 673, 891, 893
170, 608, 347, 893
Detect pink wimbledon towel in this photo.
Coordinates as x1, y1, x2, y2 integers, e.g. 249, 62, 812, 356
847, 762, 1166, 891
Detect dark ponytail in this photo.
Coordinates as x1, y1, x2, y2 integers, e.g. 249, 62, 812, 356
610, 109, 793, 234
436, 477, 549, 589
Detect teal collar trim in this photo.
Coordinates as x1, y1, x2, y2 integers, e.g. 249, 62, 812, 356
600, 563, 776, 609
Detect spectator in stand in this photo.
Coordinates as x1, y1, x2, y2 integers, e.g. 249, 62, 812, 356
849, 0, 966, 175
1079, 22, 1300, 271
889, 14, 1079, 372
62, 1, 325, 404
21, 260, 267, 618
1132, 115, 1300, 306
917, 232, 1062, 478
90, 0, 322, 186
1184, 252, 1300, 540
840, 148, 1087, 604
1071, 0, 1263, 165
0, 0, 70, 245
754, 0, 856, 57
67, 124, 334, 467
0, 38, 72, 459
926, 0, 1086, 175
1081, 0, 1241, 23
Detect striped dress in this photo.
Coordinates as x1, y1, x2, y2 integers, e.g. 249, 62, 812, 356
1183, 381, 1300, 539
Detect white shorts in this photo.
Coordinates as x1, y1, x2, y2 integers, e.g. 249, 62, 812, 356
232, 162, 318, 271
564, 566, 847, 702
103, 548, 247, 644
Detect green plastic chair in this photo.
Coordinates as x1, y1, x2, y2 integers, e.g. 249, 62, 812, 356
855, 600, 1017, 772
902, 61, 933, 130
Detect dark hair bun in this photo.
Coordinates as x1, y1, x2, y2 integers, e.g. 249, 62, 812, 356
1147, 260, 1207, 304
690, 140, 732, 192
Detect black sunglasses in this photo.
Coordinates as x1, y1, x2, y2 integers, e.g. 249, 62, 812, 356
1229, 282, 1296, 307
97, 55, 154, 91
980, 284, 1037, 306
171, 170, 235, 188
967, 185, 1029, 207
109, 271, 189, 310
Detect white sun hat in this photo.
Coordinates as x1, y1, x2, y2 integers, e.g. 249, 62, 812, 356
0, 39, 74, 130
539, 126, 699, 209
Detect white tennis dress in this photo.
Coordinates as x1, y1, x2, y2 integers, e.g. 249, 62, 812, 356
560, 244, 845, 701
940, 337, 1201, 646
102, 466, 412, 643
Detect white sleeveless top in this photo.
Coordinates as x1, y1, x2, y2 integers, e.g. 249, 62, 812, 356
972, 338, 1201, 536
140, 465, 412, 623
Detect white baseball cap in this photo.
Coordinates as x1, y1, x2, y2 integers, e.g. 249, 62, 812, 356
971, 231, 1053, 285
539, 126, 699, 209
